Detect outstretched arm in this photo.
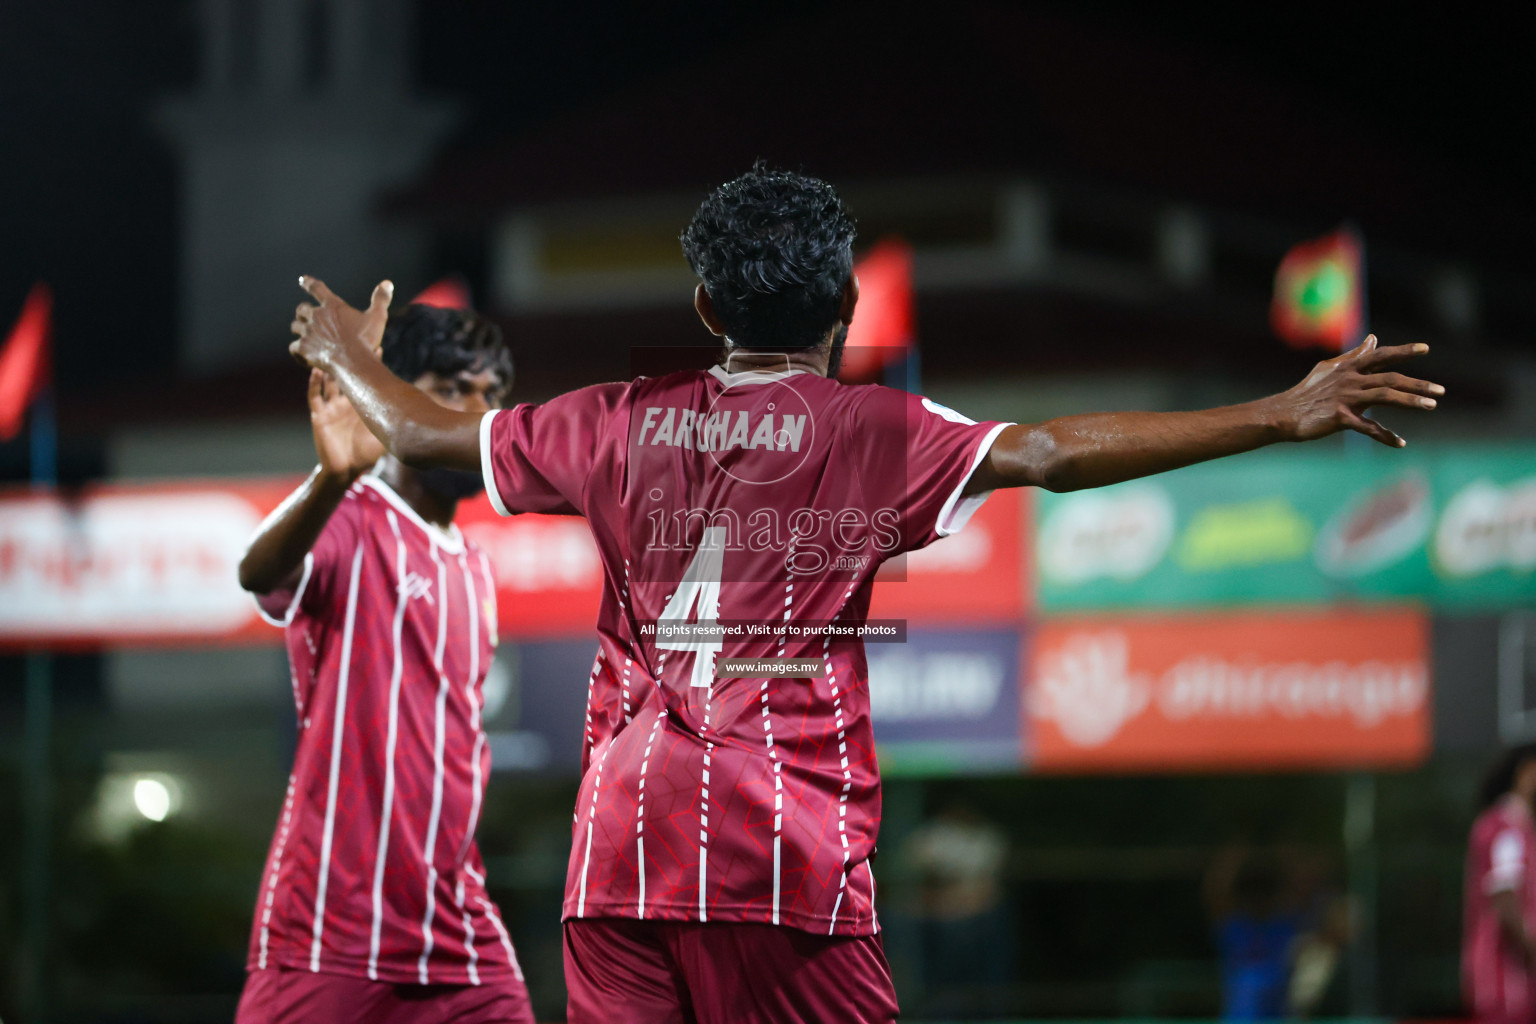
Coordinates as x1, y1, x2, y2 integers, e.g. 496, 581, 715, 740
239, 369, 386, 593
964, 336, 1442, 495
288, 276, 483, 472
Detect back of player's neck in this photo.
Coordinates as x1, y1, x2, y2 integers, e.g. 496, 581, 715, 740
720, 347, 825, 377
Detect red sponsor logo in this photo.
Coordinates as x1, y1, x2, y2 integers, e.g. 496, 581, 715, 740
870, 487, 1029, 624
0, 480, 292, 647
456, 494, 601, 638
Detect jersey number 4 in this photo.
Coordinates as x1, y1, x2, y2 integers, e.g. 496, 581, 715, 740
656, 526, 726, 688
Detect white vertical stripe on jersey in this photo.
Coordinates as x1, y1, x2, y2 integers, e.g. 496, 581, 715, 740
581, 650, 604, 770
257, 775, 298, 968
476, 896, 524, 981
634, 709, 667, 918
576, 742, 611, 917
453, 554, 486, 869
577, 823, 595, 917
825, 579, 857, 934
257, 551, 316, 718
763, 554, 795, 925
866, 860, 880, 933
310, 545, 365, 972
619, 558, 635, 723
416, 541, 452, 983
367, 512, 411, 980
698, 671, 715, 922
636, 836, 646, 916
462, 863, 520, 979
465, 553, 483, 686
456, 877, 480, 986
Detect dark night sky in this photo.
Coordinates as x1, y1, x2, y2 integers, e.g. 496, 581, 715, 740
0, 2, 1530, 398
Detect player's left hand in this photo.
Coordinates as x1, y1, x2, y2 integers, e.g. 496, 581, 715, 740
1279, 334, 1444, 447
308, 368, 385, 481
289, 276, 393, 371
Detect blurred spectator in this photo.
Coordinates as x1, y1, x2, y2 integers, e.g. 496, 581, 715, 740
1204, 844, 1304, 1021
1463, 743, 1536, 1024
902, 800, 1014, 1013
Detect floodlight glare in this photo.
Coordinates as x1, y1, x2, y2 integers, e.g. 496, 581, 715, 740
133, 777, 172, 822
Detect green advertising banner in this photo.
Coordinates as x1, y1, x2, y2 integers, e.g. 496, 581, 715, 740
1035, 444, 1536, 612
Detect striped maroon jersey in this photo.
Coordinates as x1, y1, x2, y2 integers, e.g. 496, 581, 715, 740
247, 475, 522, 985
1464, 796, 1536, 1020
481, 366, 1007, 936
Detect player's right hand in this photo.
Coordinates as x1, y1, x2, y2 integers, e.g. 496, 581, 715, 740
1279, 334, 1444, 447
290, 276, 393, 371
308, 368, 385, 481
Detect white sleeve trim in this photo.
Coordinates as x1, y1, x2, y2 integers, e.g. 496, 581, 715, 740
935, 422, 1012, 538
480, 409, 512, 517
252, 552, 314, 628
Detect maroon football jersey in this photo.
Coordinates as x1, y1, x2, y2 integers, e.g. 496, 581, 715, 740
481, 365, 1007, 936
248, 476, 522, 985
1464, 796, 1536, 1020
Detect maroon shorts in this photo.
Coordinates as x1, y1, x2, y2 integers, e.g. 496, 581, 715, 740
234, 966, 535, 1024
563, 918, 899, 1024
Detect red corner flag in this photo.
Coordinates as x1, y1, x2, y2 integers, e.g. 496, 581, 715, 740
411, 277, 472, 310
838, 238, 915, 383
1271, 229, 1365, 352
0, 283, 53, 441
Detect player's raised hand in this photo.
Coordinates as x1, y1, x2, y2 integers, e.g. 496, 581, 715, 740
1280, 334, 1444, 448
308, 368, 385, 481
290, 276, 393, 371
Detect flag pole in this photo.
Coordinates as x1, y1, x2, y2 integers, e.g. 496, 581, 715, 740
885, 348, 922, 394
29, 387, 56, 485
22, 384, 57, 1024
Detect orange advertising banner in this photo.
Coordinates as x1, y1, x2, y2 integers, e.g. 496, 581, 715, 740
1028, 608, 1431, 771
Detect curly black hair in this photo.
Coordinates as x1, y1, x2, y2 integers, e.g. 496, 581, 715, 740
380, 304, 513, 400
1479, 742, 1536, 811
681, 160, 857, 350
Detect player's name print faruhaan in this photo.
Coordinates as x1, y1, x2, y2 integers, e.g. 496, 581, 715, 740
635, 406, 808, 452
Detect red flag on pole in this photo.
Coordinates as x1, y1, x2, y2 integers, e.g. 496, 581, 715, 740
411, 277, 472, 310
1271, 229, 1365, 352
838, 238, 915, 383
0, 283, 53, 441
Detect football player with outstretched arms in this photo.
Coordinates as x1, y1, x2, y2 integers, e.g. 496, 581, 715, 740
289, 164, 1440, 1024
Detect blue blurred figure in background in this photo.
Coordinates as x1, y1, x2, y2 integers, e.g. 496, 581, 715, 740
1206, 846, 1302, 1021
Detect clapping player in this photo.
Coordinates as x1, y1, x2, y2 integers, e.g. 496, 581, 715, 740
237, 305, 533, 1024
